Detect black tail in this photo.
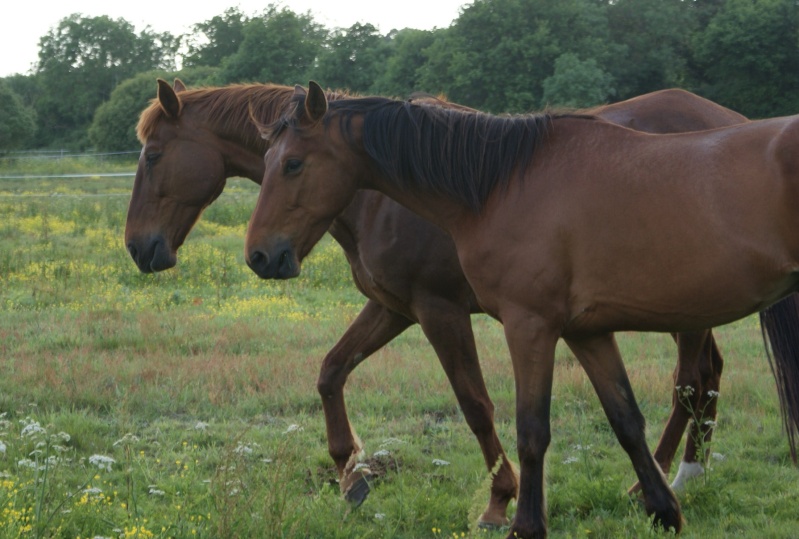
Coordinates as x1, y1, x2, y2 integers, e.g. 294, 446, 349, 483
759, 294, 799, 464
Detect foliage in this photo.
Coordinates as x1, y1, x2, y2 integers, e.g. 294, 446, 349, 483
10, 0, 799, 149
606, 0, 697, 99
218, 5, 326, 85
540, 53, 615, 108
0, 80, 37, 150
371, 29, 440, 98
691, 0, 799, 118
33, 14, 179, 149
312, 23, 390, 94
182, 7, 250, 69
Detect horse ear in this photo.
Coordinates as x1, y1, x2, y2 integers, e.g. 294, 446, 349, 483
304, 81, 328, 123
173, 78, 187, 93
157, 78, 182, 119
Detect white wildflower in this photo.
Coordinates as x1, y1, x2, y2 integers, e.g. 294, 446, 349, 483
148, 487, 166, 496
373, 449, 391, 458
88, 454, 115, 472
354, 462, 370, 472
432, 459, 450, 466
707, 390, 720, 398
194, 421, 209, 431
284, 424, 303, 434
374, 513, 386, 520
20, 421, 46, 437
703, 420, 717, 428
563, 456, 579, 465
0, 441, 6, 454
711, 452, 726, 462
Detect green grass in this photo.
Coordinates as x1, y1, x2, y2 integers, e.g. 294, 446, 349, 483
1, 170, 798, 538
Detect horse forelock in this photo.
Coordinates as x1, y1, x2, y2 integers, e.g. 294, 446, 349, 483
325, 97, 563, 212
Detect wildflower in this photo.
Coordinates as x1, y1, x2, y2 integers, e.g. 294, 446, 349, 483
707, 390, 720, 398
432, 459, 450, 466
373, 449, 391, 458
233, 443, 255, 456
89, 454, 115, 472
148, 487, 166, 496
284, 424, 303, 434
20, 420, 46, 437
194, 421, 209, 431
0, 441, 5, 454
374, 513, 386, 520
563, 456, 579, 465
711, 452, 726, 461
703, 420, 717, 428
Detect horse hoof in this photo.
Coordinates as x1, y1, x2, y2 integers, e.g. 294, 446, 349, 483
343, 469, 372, 507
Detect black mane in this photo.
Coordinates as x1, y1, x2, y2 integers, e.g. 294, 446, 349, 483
273, 93, 590, 212
333, 97, 554, 211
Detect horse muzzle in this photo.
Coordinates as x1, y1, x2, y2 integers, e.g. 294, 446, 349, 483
126, 235, 177, 273
246, 241, 299, 280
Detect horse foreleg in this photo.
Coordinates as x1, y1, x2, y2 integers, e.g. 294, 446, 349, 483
416, 300, 518, 528
317, 299, 412, 505
502, 314, 558, 539
566, 333, 683, 534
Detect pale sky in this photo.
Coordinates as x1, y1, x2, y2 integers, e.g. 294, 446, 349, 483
0, 0, 470, 78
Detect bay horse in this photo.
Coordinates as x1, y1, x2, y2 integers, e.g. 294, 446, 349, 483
126, 79, 752, 527
243, 82, 799, 538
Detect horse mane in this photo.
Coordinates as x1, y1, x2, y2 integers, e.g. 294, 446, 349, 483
136, 84, 352, 149
329, 97, 572, 212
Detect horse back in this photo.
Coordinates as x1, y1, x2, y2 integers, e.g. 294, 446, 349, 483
594, 88, 747, 133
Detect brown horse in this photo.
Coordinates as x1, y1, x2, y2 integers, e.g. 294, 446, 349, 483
243, 82, 799, 538
126, 80, 748, 527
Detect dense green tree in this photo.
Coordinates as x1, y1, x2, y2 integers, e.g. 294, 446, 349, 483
417, 0, 618, 113
540, 53, 615, 108
182, 8, 249, 69
606, 0, 696, 99
0, 80, 37, 150
312, 23, 389, 93
692, 0, 799, 118
219, 6, 326, 85
34, 14, 179, 148
372, 29, 439, 97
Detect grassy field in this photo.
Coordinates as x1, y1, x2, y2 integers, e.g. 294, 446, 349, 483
1, 157, 798, 538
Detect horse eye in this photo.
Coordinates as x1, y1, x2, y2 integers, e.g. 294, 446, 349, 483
145, 153, 161, 170
284, 159, 303, 176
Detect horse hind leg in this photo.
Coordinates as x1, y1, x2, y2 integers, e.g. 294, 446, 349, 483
416, 301, 518, 528
629, 330, 722, 494
671, 330, 723, 492
566, 333, 682, 533
316, 299, 412, 505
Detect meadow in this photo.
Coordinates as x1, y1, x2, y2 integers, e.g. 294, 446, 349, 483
0, 155, 797, 538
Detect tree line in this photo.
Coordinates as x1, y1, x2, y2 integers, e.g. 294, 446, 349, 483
2, 0, 798, 152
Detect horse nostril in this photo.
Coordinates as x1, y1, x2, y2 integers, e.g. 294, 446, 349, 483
127, 243, 138, 260
248, 250, 269, 270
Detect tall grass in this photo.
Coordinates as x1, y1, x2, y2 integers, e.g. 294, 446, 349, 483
0, 170, 797, 538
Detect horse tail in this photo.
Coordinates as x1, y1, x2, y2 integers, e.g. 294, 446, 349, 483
759, 294, 799, 464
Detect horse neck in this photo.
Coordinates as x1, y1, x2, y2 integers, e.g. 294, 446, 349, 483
194, 113, 267, 184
